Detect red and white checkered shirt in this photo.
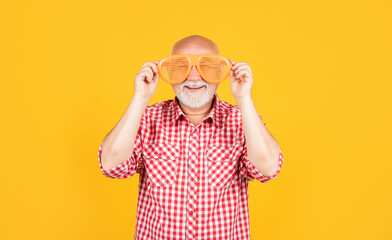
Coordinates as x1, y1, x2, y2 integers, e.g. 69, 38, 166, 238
98, 92, 284, 240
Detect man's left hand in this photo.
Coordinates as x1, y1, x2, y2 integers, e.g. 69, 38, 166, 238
229, 59, 253, 100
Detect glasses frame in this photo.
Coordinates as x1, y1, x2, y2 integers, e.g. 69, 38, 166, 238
156, 54, 233, 84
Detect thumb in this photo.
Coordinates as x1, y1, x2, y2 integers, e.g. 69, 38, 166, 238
230, 69, 236, 80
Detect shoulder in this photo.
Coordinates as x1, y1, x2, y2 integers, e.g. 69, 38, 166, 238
142, 99, 174, 119
218, 99, 243, 127
220, 99, 241, 115
220, 99, 263, 127
145, 99, 172, 111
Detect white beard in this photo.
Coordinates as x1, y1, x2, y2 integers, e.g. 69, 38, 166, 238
174, 81, 215, 109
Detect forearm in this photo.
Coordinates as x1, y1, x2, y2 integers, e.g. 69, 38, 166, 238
101, 95, 149, 170
236, 97, 280, 177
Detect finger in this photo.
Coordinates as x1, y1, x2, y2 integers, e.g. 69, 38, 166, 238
146, 63, 160, 82
236, 70, 250, 80
231, 62, 247, 70
142, 64, 159, 76
138, 69, 153, 83
152, 73, 158, 82
152, 66, 160, 81
229, 59, 236, 66
151, 61, 159, 73
142, 62, 158, 74
231, 68, 242, 79
147, 71, 155, 83
140, 67, 157, 79
234, 65, 251, 74
141, 65, 153, 71
235, 69, 247, 75
147, 62, 159, 74
230, 69, 236, 79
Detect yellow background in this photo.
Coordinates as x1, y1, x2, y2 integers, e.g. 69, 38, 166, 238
1, 0, 391, 239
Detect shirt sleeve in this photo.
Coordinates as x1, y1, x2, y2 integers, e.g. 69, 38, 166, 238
238, 114, 284, 183
239, 145, 284, 183
97, 111, 147, 179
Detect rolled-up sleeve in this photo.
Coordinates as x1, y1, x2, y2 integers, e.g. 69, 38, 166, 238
97, 112, 147, 179
238, 114, 284, 183
239, 145, 284, 183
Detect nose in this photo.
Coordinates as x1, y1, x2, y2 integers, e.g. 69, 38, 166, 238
187, 65, 201, 80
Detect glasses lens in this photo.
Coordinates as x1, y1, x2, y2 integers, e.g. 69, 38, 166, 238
199, 56, 229, 82
160, 56, 189, 83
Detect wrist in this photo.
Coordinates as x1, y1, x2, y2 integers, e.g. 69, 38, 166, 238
235, 96, 253, 108
132, 94, 150, 107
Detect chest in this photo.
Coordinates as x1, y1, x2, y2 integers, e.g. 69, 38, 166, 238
147, 119, 241, 147
141, 119, 244, 186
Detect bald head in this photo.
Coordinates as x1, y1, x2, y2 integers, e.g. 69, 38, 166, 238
171, 35, 220, 55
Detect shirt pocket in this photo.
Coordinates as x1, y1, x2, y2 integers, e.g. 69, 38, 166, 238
142, 143, 180, 188
206, 144, 243, 189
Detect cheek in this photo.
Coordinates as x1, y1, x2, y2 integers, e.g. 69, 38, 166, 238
172, 84, 182, 92
208, 84, 218, 92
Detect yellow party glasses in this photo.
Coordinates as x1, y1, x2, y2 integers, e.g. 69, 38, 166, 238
156, 54, 233, 84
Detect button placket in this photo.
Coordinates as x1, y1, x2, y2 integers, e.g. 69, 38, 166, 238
186, 127, 199, 240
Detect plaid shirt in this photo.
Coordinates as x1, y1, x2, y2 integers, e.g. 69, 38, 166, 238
98, 92, 284, 240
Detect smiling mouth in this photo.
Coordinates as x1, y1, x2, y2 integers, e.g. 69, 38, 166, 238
185, 86, 205, 89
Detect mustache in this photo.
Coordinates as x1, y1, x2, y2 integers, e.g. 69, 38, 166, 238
181, 80, 208, 88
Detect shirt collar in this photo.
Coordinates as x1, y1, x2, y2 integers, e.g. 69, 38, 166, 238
170, 92, 223, 128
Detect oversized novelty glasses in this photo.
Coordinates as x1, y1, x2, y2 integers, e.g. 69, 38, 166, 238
156, 54, 233, 84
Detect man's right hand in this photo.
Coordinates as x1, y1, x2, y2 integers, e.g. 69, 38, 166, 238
133, 61, 160, 100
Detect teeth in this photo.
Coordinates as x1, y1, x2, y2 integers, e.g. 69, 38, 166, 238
186, 86, 204, 89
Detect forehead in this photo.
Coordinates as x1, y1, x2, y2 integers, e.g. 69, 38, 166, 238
171, 42, 219, 55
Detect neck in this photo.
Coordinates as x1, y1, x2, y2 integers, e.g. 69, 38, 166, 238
177, 98, 215, 117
